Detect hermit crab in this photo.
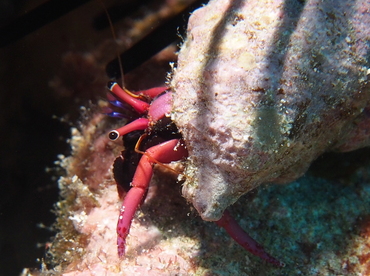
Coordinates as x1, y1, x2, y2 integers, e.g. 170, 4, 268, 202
106, 82, 284, 266
106, 0, 370, 268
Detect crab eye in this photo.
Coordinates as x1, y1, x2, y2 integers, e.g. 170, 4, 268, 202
107, 81, 116, 90
109, 130, 120, 141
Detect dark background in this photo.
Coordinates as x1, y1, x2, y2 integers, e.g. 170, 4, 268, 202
0, 1, 97, 274
0, 0, 146, 274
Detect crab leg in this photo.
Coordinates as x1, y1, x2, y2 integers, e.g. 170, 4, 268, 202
117, 139, 187, 257
137, 86, 168, 98
215, 210, 285, 267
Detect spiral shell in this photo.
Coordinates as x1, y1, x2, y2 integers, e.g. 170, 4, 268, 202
171, 0, 370, 221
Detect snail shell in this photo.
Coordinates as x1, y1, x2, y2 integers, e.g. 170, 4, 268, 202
171, 0, 370, 221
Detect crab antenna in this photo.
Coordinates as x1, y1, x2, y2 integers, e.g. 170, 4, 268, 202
108, 118, 149, 141
108, 82, 150, 114
100, 0, 125, 87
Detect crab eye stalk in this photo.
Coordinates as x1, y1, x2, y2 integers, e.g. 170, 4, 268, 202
108, 118, 150, 141
109, 130, 120, 141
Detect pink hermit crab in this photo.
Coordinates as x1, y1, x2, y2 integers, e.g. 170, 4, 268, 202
106, 82, 284, 267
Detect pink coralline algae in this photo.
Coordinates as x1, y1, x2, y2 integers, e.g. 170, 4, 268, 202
171, 0, 370, 221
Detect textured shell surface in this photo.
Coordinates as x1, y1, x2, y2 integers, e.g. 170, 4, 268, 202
171, 0, 370, 221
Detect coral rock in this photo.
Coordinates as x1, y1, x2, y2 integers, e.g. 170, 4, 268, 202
171, 0, 370, 221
